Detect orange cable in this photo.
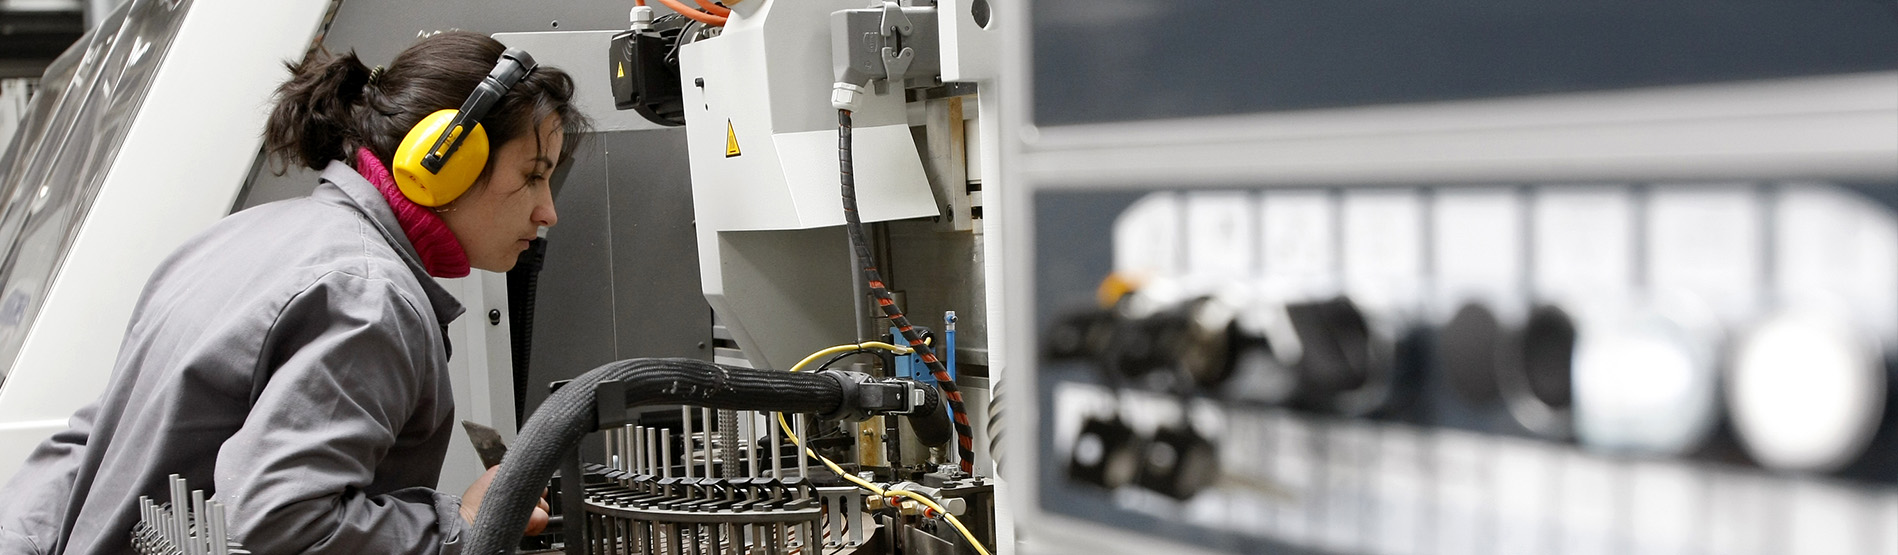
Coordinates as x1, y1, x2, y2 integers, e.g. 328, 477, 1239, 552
693, 0, 730, 17
656, 0, 727, 25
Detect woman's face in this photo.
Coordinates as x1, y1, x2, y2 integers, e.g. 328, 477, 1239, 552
439, 117, 564, 272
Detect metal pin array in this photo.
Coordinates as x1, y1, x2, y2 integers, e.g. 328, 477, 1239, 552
588, 410, 857, 555
606, 412, 798, 490
132, 475, 245, 555
581, 464, 822, 555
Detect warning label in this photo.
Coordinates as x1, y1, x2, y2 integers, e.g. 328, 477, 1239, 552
725, 121, 741, 158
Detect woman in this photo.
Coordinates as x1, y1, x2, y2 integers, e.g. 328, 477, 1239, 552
0, 31, 587, 554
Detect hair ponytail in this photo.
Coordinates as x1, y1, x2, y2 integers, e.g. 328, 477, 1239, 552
263, 50, 374, 172
261, 32, 591, 176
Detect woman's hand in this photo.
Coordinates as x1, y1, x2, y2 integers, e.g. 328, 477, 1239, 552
459, 465, 551, 535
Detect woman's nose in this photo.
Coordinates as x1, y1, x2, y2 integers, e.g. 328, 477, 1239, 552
534, 189, 558, 228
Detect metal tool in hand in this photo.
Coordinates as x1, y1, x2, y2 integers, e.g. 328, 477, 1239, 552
462, 420, 510, 469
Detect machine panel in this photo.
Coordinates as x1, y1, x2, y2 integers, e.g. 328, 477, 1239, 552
1029, 0, 1898, 126
1006, 3, 1898, 554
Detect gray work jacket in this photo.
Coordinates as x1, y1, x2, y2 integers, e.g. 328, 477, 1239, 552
0, 161, 469, 554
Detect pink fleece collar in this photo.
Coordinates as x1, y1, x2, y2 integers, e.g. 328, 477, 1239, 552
356, 148, 470, 278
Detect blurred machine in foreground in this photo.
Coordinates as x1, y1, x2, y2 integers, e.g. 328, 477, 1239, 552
1003, 1, 1898, 554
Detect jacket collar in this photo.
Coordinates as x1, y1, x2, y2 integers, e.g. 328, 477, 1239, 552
315, 160, 467, 326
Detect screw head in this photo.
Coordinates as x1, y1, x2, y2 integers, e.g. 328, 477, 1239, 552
488, 309, 502, 325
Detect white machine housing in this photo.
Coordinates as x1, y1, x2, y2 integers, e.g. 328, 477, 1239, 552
679, 0, 939, 371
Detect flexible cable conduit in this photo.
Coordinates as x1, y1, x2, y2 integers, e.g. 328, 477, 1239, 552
465, 357, 843, 555
837, 108, 978, 473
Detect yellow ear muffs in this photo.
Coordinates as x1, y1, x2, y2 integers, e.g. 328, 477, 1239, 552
393, 109, 491, 207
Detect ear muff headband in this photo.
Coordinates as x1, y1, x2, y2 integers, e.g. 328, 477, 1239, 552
393, 47, 538, 207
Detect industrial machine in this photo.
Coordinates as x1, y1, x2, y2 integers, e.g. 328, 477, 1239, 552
472, 2, 1008, 552
1001, 2, 1898, 554
7, 1, 1898, 554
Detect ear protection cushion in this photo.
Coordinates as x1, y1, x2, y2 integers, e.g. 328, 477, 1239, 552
393, 109, 491, 207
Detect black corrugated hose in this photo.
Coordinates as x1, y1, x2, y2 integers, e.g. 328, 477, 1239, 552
464, 357, 844, 555
505, 237, 547, 426
837, 108, 977, 473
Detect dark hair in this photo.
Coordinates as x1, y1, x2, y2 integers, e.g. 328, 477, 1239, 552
264, 31, 590, 179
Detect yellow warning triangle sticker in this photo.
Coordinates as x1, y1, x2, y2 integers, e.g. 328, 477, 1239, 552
724, 121, 742, 158
616, 62, 625, 79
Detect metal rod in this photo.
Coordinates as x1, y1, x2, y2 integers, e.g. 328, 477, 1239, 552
662, 428, 673, 479
744, 411, 759, 478
607, 423, 620, 470
645, 427, 658, 476
701, 407, 715, 478
158, 502, 169, 548
633, 425, 649, 473
635, 426, 649, 475
795, 416, 808, 478
161, 499, 173, 548
770, 412, 783, 480
682, 407, 696, 480
630, 425, 645, 473
170, 475, 188, 554
138, 497, 150, 552
211, 503, 227, 555
191, 489, 207, 555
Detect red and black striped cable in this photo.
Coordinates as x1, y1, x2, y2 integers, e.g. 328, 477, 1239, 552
836, 108, 976, 474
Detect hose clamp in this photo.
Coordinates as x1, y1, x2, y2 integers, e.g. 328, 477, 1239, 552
819, 371, 933, 422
